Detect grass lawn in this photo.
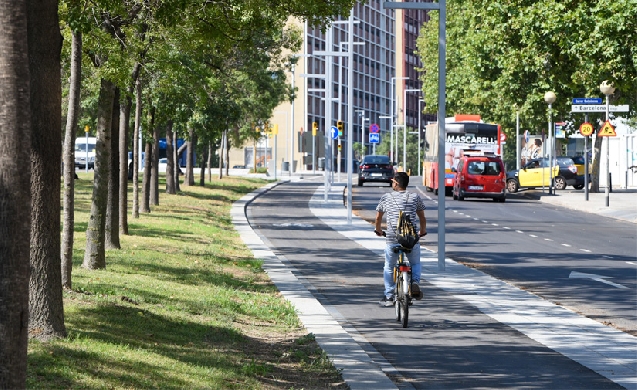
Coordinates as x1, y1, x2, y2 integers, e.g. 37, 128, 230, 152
27, 172, 346, 389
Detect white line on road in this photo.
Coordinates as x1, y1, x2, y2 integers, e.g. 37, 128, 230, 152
529, 234, 538, 238
516, 230, 524, 234
580, 249, 592, 253
562, 244, 572, 247
569, 271, 628, 289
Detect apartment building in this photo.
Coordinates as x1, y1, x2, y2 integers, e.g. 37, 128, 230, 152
227, 0, 434, 172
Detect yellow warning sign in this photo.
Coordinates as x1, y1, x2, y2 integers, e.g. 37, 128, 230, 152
598, 121, 616, 137
579, 122, 594, 137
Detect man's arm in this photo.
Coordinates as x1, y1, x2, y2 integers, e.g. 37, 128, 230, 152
375, 211, 384, 236
416, 209, 427, 236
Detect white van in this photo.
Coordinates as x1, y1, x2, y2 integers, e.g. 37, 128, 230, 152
75, 137, 97, 169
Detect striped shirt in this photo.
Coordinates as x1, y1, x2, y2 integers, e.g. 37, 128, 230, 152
376, 190, 426, 244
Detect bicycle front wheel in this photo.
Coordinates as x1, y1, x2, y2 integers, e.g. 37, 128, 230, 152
395, 279, 401, 322
400, 298, 409, 328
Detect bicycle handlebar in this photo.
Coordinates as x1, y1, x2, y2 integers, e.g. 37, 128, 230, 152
374, 230, 427, 238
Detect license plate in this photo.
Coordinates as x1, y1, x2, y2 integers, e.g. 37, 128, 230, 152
371, 173, 382, 177
468, 186, 483, 190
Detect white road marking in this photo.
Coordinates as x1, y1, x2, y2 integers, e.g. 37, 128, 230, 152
516, 230, 524, 234
529, 234, 538, 238
580, 249, 592, 253
562, 244, 572, 247
569, 271, 628, 289
544, 238, 553, 241
627, 262, 635, 265
491, 223, 499, 226
503, 227, 511, 230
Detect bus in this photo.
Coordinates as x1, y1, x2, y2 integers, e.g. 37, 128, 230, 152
422, 115, 501, 195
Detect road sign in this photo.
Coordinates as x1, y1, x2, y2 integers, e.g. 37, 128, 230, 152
330, 126, 338, 140
598, 121, 616, 137
571, 104, 630, 113
572, 98, 602, 105
370, 123, 380, 133
579, 122, 594, 137
554, 122, 565, 139
369, 133, 380, 143
500, 133, 507, 142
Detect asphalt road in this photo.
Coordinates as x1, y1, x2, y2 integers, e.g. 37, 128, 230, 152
353, 179, 637, 336
247, 178, 626, 389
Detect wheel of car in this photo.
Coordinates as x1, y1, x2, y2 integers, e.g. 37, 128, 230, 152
434, 188, 438, 195
573, 184, 584, 190
357, 180, 363, 186
458, 194, 464, 201
506, 179, 519, 193
554, 176, 566, 190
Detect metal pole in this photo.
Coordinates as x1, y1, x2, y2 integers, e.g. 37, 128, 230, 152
324, 25, 333, 201
585, 113, 589, 201
418, 99, 423, 176
437, 0, 447, 271
347, 11, 354, 224
361, 110, 365, 157
290, 64, 295, 176
605, 94, 610, 207
85, 130, 89, 173
516, 109, 520, 170
548, 103, 553, 195
390, 78, 394, 163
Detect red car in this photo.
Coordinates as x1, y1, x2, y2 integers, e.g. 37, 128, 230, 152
453, 154, 506, 202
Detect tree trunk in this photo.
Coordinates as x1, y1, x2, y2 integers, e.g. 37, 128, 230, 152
28, 0, 66, 341
119, 94, 132, 235
184, 127, 195, 186
141, 141, 152, 213
590, 132, 603, 193
225, 134, 230, 177
105, 87, 121, 249
207, 142, 213, 182
199, 141, 208, 186
0, 2, 31, 385
61, 30, 81, 289
132, 77, 142, 218
218, 130, 225, 179
82, 79, 115, 270
150, 108, 160, 205
118, 63, 140, 235
175, 136, 186, 192
166, 120, 176, 194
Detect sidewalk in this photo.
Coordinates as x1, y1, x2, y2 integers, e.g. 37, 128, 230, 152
516, 188, 637, 224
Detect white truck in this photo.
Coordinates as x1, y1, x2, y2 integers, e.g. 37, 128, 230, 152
74, 137, 96, 169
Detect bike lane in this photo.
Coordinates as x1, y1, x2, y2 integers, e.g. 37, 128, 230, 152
238, 178, 634, 390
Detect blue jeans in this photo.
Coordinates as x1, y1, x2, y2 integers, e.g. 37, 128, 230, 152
383, 244, 421, 298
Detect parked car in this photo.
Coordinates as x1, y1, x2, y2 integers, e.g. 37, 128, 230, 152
453, 154, 506, 202
506, 157, 579, 193
569, 155, 589, 190
358, 155, 394, 186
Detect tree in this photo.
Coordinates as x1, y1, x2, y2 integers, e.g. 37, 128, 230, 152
61, 30, 82, 288
0, 1, 31, 386
28, 0, 66, 340
417, 0, 636, 190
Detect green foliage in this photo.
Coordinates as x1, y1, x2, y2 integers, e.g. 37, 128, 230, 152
417, 0, 636, 146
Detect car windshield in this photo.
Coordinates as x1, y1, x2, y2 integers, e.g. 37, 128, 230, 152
75, 144, 96, 153
363, 156, 389, 164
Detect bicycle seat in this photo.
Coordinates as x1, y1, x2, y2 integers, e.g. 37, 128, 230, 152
392, 246, 412, 254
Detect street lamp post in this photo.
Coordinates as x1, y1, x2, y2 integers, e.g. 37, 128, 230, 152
390, 76, 408, 164
403, 88, 421, 173
544, 91, 556, 195
600, 80, 615, 207
418, 99, 424, 176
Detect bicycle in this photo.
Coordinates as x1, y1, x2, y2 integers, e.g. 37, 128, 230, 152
375, 230, 420, 328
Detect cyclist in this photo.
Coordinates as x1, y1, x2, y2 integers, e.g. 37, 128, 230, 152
374, 172, 427, 306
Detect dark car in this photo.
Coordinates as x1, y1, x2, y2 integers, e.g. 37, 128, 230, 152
506, 156, 579, 193
358, 155, 394, 186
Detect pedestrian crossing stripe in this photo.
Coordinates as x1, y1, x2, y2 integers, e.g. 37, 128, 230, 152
598, 121, 616, 137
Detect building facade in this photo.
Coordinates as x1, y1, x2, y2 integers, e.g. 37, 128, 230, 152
228, 0, 434, 173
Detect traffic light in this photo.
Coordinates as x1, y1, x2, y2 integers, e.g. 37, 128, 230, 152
312, 121, 318, 135
337, 120, 344, 136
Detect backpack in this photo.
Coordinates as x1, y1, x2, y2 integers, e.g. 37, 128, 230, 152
392, 194, 419, 249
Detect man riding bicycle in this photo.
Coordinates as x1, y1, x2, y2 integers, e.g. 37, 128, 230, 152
374, 172, 427, 307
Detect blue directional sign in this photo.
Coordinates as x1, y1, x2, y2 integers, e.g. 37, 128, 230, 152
573, 98, 603, 105
330, 126, 338, 140
369, 133, 380, 144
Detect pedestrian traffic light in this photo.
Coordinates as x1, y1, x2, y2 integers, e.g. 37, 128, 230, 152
337, 120, 344, 136
312, 121, 318, 135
